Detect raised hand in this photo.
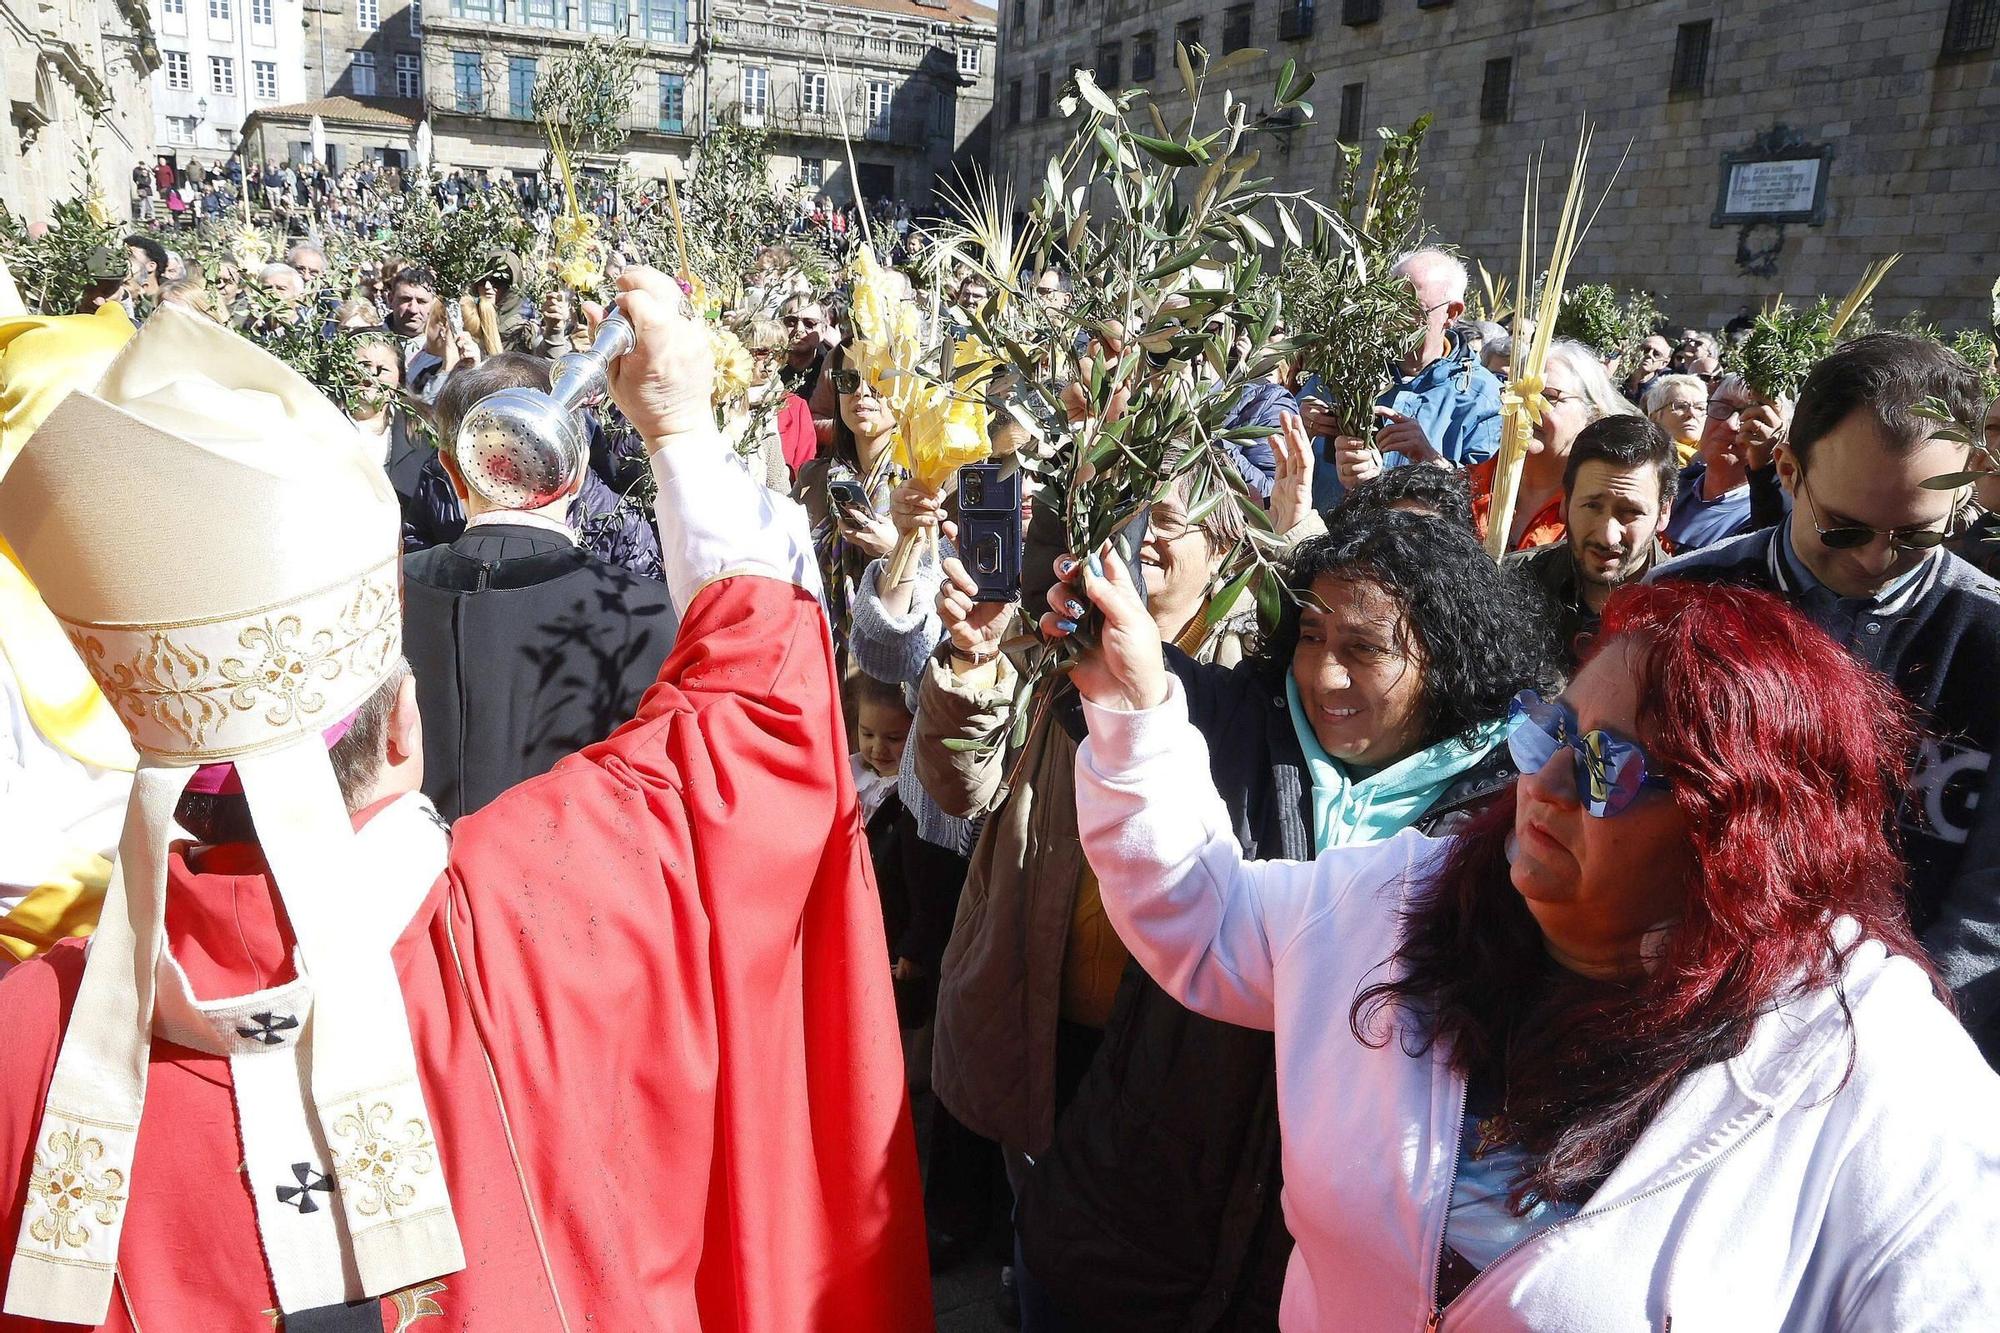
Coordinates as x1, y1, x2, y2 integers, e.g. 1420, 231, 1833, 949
1372, 406, 1438, 464
1268, 411, 1316, 535
585, 266, 712, 449
1041, 550, 1167, 713
935, 554, 1015, 668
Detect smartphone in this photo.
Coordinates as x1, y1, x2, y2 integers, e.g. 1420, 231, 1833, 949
827, 478, 874, 516
957, 462, 1022, 603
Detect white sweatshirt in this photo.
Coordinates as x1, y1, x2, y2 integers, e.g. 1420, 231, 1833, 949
1074, 679, 2000, 1332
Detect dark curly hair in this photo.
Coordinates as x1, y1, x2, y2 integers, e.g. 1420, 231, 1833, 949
1265, 511, 1561, 749
1328, 464, 1475, 533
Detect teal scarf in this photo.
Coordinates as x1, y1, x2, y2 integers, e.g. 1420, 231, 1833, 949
1285, 675, 1510, 851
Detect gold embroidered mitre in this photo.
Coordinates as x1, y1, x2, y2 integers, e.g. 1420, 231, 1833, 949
0, 304, 400, 760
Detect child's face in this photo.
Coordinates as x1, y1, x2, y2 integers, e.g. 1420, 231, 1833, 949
855, 699, 912, 779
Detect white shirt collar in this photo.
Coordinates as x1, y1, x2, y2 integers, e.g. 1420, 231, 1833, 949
465, 507, 577, 544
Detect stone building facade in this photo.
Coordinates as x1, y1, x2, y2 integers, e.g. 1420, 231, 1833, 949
706, 0, 996, 205
416, 0, 995, 204
146, 0, 309, 164
994, 0, 2000, 330
2, 0, 159, 221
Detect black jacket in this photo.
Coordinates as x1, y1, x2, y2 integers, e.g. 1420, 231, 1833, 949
402, 523, 679, 823
1015, 651, 1516, 1331
1655, 526, 2000, 1062
402, 447, 665, 582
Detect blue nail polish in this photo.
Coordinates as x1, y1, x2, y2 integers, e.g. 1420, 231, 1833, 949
1065, 599, 1084, 618
1055, 618, 1078, 634
1085, 553, 1105, 579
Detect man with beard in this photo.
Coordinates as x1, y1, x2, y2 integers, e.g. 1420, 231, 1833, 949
1507, 415, 1676, 669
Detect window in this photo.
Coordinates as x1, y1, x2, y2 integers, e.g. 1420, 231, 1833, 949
208, 0, 229, 19
508, 55, 536, 118
253, 59, 277, 98
452, 50, 482, 112
658, 71, 685, 131
357, 0, 378, 29
802, 70, 827, 115
163, 0, 183, 15
800, 159, 824, 189
210, 55, 235, 93
1341, 0, 1380, 24
1669, 20, 1711, 96
1011, 0, 1023, 30
168, 114, 198, 143
396, 51, 420, 97
583, 0, 620, 34
1131, 30, 1155, 78
1279, 0, 1314, 39
867, 79, 892, 135
741, 65, 768, 120
1942, 0, 1998, 56
1222, 4, 1252, 52
409, 0, 422, 32
1337, 81, 1362, 142
644, 0, 686, 42
1175, 18, 1201, 53
1034, 68, 1050, 117
957, 45, 980, 77
1006, 78, 1021, 125
1096, 40, 1120, 87
1417, 0, 1452, 8
523, 0, 561, 25
452, 0, 500, 17
1479, 56, 1512, 122
164, 50, 190, 88
351, 51, 376, 96
1040, 0, 1053, 17
250, 0, 271, 22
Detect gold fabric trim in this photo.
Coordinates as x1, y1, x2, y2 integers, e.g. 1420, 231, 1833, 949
58, 560, 400, 761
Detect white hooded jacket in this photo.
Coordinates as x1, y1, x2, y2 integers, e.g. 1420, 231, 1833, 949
1075, 679, 2000, 1331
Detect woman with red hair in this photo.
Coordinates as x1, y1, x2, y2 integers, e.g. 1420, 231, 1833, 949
1048, 564, 2000, 1329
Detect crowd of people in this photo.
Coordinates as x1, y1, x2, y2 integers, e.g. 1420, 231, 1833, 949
1, 155, 1998, 1333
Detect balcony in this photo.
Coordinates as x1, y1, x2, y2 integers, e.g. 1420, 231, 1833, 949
710, 16, 931, 67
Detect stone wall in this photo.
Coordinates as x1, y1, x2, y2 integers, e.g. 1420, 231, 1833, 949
994, 0, 2000, 330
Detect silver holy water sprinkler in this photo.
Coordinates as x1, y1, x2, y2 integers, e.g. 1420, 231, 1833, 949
452, 310, 636, 510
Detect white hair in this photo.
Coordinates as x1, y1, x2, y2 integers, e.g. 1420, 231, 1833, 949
1544, 338, 1640, 420
1390, 248, 1469, 307
1642, 372, 1706, 416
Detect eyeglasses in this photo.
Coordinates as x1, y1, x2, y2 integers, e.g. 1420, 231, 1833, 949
1541, 387, 1580, 409
782, 315, 821, 330
1508, 690, 1671, 819
831, 368, 866, 395
1796, 469, 1953, 553
1705, 398, 1751, 421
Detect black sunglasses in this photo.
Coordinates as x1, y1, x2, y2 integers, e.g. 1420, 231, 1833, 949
1798, 469, 1953, 552
831, 368, 864, 395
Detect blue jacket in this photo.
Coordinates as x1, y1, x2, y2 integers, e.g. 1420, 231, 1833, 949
1306, 331, 1503, 509
1218, 379, 1301, 502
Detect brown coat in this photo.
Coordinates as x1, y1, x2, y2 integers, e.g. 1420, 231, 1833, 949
916, 637, 1081, 1155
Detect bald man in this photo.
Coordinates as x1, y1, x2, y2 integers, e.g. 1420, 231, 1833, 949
1300, 245, 1504, 506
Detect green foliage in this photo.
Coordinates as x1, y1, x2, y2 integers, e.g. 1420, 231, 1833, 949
1554, 282, 1661, 365
1725, 298, 1855, 402
1282, 116, 1432, 439
237, 286, 378, 414
395, 187, 535, 297
0, 198, 118, 315
1946, 327, 2000, 403
662, 116, 812, 301
532, 38, 644, 156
